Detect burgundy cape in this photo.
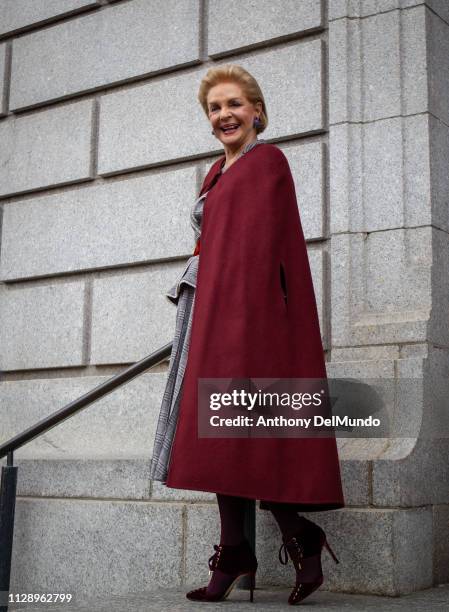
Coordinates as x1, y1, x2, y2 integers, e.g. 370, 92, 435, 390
166, 142, 345, 511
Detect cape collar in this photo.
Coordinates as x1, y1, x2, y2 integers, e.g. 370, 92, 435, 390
200, 138, 265, 196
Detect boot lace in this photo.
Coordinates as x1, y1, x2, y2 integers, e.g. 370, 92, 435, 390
279, 536, 303, 569
208, 544, 223, 575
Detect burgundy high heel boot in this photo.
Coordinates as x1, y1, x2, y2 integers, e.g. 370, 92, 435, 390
278, 523, 339, 605
186, 538, 257, 602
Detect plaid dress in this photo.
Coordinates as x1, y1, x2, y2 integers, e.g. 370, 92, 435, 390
149, 139, 264, 483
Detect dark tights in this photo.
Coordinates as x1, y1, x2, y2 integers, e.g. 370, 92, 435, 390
205, 493, 314, 596
217, 493, 312, 545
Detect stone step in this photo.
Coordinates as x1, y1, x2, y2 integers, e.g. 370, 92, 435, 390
2, 455, 368, 506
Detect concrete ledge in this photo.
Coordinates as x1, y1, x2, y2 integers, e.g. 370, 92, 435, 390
1, 453, 369, 509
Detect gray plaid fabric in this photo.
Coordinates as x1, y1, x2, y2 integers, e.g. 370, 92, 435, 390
149, 138, 265, 483
149, 258, 198, 482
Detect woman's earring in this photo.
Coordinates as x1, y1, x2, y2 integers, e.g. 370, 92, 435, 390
253, 116, 262, 129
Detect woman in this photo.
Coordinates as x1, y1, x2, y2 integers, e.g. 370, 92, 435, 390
150, 64, 344, 605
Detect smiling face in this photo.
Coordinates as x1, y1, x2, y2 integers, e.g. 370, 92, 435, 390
207, 81, 262, 155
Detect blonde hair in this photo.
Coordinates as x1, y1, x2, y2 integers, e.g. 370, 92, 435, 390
198, 64, 268, 134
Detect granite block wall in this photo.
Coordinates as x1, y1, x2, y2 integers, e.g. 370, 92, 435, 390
0, 0, 448, 598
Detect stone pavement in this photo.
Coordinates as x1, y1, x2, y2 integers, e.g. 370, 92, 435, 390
8, 584, 449, 611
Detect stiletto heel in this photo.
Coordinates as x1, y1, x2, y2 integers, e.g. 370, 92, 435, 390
249, 571, 255, 603
324, 538, 339, 564
186, 538, 258, 602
